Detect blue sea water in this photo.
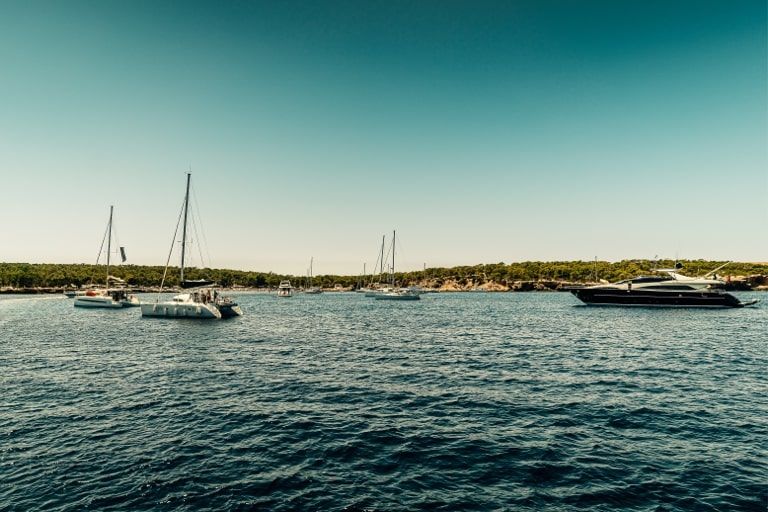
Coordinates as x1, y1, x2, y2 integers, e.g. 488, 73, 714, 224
1, 292, 766, 511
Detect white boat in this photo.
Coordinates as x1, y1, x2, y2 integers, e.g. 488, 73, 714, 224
277, 280, 293, 297
364, 286, 392, 297
375, 288, 421, 301
142, 290, 222, 319
373, 231, 421, 301
74, 205, 139, 309
304, 257, 323, 294
141, 173, 243, 319
74, 290, 123, 308
361, 236, 388, 296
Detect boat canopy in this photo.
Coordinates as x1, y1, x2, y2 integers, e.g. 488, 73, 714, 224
181, 279, 216, 289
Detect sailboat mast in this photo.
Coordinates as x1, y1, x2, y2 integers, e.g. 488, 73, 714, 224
180, 173, 191, 282
392, 230, 396, 286
106, 205, 113, 287
310, 257, 313, 287
380, 235, 385, 278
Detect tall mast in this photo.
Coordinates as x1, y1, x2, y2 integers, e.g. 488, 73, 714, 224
310, 257, 313, 287
180, 173, 191, 282
379, 235, 385, 277
106, 205, 113, 287
392, 230, 396, 286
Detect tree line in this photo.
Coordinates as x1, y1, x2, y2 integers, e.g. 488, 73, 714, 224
1, 260, 766, 289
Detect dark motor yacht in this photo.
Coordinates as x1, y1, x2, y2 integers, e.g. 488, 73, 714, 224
570, 264, 759, 308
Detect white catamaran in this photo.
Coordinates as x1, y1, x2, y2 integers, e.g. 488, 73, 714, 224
141, 173, 243, 319
74, 205, 140, 309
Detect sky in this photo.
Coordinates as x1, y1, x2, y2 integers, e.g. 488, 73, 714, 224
1, 0, 766, 275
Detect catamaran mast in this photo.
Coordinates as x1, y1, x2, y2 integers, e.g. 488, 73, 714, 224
180, 173, 191, 282
106, 205, 113, 287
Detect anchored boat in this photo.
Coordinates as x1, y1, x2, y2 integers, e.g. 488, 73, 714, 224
373, 230, 421, 301
140, 173, 243, 319
570, 263, 759, 308
277, 280, 293, 297
74, 205, 139, 309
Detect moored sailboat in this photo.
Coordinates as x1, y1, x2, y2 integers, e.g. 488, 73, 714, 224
74, 205, 139, 309
140, 173, 243, 319
304, 257, 322, 294
374, 230, 421, 301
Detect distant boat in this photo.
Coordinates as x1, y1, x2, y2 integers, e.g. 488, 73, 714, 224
570, 263, 759, 308
361, 235, 388, 296
304, 257, 322, 294
374, 230, 421, 301
277, 280, 293, 297
74, 205, 139, 309
141, 173, 243, 319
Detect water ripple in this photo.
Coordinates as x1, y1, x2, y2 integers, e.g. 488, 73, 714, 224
1, 292, 765, 511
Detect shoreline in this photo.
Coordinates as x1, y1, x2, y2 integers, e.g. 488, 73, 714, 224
3, 282, 766, 295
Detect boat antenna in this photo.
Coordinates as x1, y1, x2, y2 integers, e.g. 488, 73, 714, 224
180, 172, 191, 283
703, 261, 732, 279
593, 256, 597, 283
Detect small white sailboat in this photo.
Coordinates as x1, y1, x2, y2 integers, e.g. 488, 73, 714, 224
277, 280, 293, 297
374, 231, 421, 301
141, 173, 243, 319
305, 257, 322, 294
363, 235, 388, 297
74, 205, 139, 309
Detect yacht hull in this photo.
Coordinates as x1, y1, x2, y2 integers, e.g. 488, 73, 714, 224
375, 293, 421, 301
141, 302, 221, 319
571, 288, 748, 308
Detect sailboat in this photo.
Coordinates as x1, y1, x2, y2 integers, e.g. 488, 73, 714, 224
141, 173, 243, 319
374, 230, 421, 301
305, 257, 323, 294
363, 235, 391, 297
74, 205, 139, 309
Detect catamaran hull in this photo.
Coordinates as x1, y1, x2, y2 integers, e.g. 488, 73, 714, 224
217, 304, 243, 318
571, 289, 751, 308
141, 302, 221, 319
74, 296, 123, 308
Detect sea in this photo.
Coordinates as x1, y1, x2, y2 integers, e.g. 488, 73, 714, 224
1, 291, 765, 511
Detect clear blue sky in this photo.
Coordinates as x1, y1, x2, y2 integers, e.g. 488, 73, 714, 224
1, 1, 766, 274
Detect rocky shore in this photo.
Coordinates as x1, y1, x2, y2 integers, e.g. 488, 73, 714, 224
4, 274, 766, 295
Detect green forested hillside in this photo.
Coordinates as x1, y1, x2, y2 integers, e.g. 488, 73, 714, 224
1, 260, 766, 289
